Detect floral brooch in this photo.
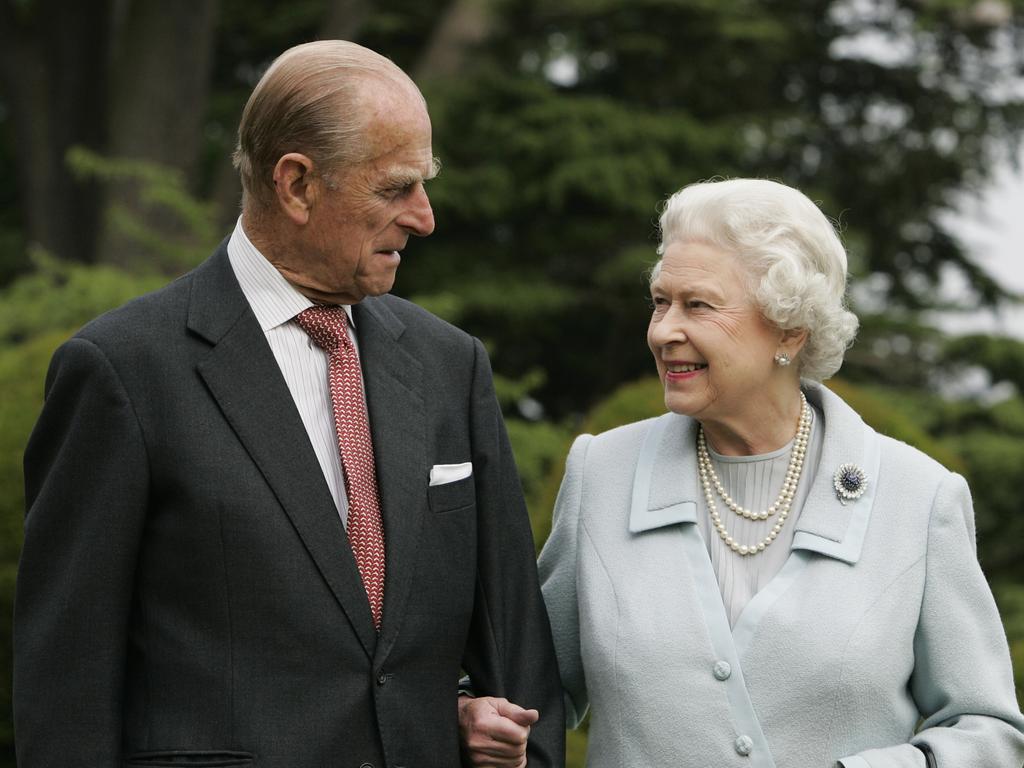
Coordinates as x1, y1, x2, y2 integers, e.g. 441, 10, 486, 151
833, 463, 868, 504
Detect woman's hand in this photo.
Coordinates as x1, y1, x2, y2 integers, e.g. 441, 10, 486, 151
457, 695, 540, 767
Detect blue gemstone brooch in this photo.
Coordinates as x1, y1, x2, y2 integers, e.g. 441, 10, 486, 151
833, 463, 867, 504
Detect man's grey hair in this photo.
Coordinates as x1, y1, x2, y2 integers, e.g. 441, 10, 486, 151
233, 40, 425, 211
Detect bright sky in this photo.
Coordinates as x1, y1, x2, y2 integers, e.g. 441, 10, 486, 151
938, 144, 1024, 340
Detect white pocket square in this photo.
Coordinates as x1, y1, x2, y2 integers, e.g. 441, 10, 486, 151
429, 462, 473, 486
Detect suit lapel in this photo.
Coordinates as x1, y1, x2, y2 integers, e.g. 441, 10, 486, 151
188, 247, 378, 658
352, 298, 427, 661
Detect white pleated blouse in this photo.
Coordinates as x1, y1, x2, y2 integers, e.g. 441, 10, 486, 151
695, 406, 824, 627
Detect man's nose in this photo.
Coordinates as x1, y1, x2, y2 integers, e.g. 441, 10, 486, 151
399, 186, 435, 237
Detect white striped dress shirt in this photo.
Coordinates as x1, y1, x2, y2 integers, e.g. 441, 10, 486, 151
226, 219, 359, 526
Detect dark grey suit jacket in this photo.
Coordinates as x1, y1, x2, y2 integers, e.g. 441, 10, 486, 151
14, 243, 564, 767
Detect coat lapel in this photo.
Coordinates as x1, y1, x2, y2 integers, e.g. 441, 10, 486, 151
188, 247, 378, 658
628, 412, 699, 533
352, 298, 427, 662
790, 383, 880, 565
626, 384, 881, 566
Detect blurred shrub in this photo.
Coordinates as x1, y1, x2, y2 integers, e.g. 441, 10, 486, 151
504, 418, 574, 551
67, 147, 220, 274
0, 249, 165, 344
941, 430, 1024, 580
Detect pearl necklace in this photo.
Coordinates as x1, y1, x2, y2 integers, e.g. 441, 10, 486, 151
697, 392, 811, 556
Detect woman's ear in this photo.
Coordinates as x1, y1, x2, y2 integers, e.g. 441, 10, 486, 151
780, 327, 809, 360
272, 152, 317, 225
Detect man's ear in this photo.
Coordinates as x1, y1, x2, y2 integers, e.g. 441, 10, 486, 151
272, 153, 318, 225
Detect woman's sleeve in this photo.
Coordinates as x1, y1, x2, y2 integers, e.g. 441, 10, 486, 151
537, 433, 592, 729
840, 472, 1024, 767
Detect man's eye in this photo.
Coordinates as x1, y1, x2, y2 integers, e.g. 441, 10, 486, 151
687, 300, 711, 309
382, 183, 416, 199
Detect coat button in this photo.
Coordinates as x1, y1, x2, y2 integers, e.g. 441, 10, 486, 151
734, 735, 753, 756
359, 763, 374, 768
376, 672, 388, 686
712, 660, 732, 680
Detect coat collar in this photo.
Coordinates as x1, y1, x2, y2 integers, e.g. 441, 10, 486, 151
628, 381, 880, 565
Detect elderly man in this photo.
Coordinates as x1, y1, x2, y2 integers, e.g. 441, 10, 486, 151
14, 41, 563, 768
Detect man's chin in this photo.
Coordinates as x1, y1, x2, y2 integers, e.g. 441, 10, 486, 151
357, 271, 399, 299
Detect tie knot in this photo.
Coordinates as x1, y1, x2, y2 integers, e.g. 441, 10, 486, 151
295, 305, 350, 353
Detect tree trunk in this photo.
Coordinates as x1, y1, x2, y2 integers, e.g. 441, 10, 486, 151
100, 0, 220, 269
0, 0, 113, 264
412, 0, 493, 83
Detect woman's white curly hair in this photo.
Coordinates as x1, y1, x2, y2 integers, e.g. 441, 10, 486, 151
652, 178, 859, 382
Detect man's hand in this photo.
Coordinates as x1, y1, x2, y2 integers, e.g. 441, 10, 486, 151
458, 696, 540, 768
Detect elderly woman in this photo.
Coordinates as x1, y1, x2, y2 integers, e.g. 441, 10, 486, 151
460, 179, 1024, 767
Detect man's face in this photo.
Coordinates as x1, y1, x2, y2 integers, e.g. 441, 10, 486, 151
277, 91, 437, 304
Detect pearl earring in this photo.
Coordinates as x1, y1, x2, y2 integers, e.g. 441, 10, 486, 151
774, 352, 791, 367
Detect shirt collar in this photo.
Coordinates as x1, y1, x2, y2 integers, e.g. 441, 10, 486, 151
226, 218, 355, 331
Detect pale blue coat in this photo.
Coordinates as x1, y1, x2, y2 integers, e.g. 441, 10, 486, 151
540, 382, 1024, 767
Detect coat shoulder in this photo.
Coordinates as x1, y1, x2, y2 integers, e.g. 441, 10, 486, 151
578, 415, 667, 477
373, 293, 476, 355
72, 271, 194, 354
876, 431, 956, 488
377, 293, 470, 338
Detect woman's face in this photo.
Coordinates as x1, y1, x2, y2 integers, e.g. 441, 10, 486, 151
647, 240, 787, 428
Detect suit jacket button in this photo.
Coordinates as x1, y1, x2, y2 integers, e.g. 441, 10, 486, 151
359, 763, 374, 768
712, 660, 732, 680
376, 672, 388, 686
734, 735, 753, 756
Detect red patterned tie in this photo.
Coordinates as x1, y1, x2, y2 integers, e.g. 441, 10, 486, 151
295, 305, 386, 630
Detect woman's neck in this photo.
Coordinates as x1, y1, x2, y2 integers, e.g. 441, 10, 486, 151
699, 389, 806, 456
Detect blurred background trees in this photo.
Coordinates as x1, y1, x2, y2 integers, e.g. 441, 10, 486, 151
1, 0, 1023, 764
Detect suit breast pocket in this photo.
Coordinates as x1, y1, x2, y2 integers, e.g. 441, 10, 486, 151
124, 751, 255, 767
427, 475, 476, 514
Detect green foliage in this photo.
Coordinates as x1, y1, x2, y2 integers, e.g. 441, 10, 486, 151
0, 249, 165, 344
67, 147, 220, 273
582, 377, 665, 435
941, 430, 1024, 579
504, 418, 575, 549
492, 369, 548, 410
408, 278, 578, 329
566, 726, 589, 768
943, 333, 1024, 394
824, 379, 965, 471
